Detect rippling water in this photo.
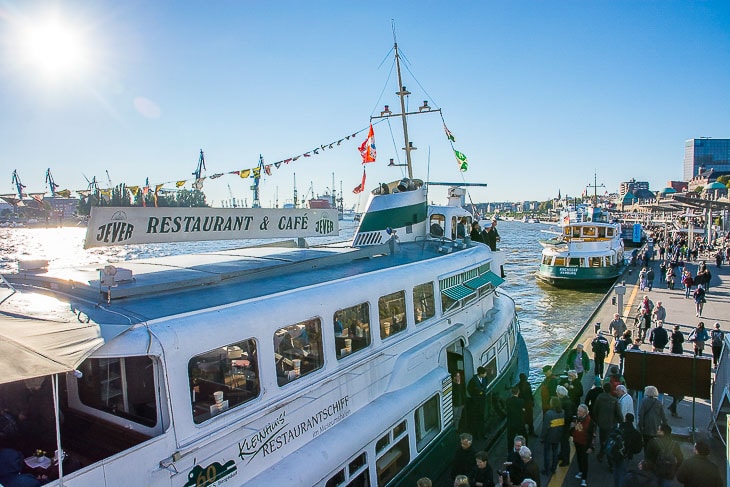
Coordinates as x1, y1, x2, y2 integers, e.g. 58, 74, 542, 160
0, 220, 605, 382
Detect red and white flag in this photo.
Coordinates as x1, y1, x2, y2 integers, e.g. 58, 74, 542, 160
353, 169, 367, 194
358, 124, 376, 163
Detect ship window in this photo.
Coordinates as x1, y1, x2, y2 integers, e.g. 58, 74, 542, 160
77, 356, 157, 427
325, 452, 369, 487
413, 282, 435, 324
583, 227, 596, 237
568, 258, 581, 267
415, 395, 440, 452
607, 228, 614, 237
553, 257, 566, 266
347, 471, 370, 487
429, 214, 445, 237
326, 470, 346, 487
590, 257, 602, 267
189, 338, 260, 424
451, 216, 458, 240
379, 291, 407, 339
334, 303, 371, 359
350, 452, 367, 476
376, 433, 389, 453
564, 228, 571, 237
376, 436, 410, 487
274, 318, 324, 386
597, 227, 606, 238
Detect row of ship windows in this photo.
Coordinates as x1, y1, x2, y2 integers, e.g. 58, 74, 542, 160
564, 226, 615, 238
73, 271, 493, 427
324, 394, 441, 487
541, 254, 622, 267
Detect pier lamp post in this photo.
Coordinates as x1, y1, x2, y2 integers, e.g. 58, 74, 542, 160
613, 283, 626, 316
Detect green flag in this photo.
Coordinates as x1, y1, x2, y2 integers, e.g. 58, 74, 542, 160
454, 150, 468, 172
444, 123, 455, 142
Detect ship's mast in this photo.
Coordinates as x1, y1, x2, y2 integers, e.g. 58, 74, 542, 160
394, 42, 414, 179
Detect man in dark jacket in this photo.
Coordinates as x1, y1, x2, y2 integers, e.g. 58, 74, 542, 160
675, 439, 722, 487
468, 367, 488, 438
506, 387, 526, 452
591, 332, 610, 378
452, 433, 476, 480
592, 383, 622, 462
645, 423, 683, 486
649, 322, 670, 352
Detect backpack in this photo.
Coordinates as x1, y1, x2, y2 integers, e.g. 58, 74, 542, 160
623, 426, 643, 457
655, 443, 678, 479
603, 427, 625, 464
712, 330, 724, 347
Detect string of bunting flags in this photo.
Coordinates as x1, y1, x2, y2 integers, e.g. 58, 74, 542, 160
4, 115, 468, 207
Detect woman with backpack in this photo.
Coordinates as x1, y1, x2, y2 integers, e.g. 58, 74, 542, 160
692, 286, 706, 317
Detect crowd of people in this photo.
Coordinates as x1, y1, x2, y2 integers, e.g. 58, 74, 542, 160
414, 228, 726, 487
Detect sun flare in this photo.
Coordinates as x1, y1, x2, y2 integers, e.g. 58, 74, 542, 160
18, 14, 88, 79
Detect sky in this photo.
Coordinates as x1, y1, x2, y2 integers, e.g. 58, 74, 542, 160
1, 1, 729, 210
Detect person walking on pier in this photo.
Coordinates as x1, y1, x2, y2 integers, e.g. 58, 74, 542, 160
675, 439, 723, 487
681, 270, 693, 298
670, 325, 684, 355
638, 385, 666, 450
645, 423, 683, 487
567, 344, 590, 379
569, 404, 596, 487
468, 367, 489, 438
591, 332, 610, 378
688, 322, 709, 357
517, 373, 535, 437
608, 314, 627, 344
506, 387, 526, 453
646, 267, 655, 291
541, 397, 564, 477
710, 323, 724, 368
652, 301, 666, 326
593, 383, 621, 462
649, 322, 669, 352
692, 287, 705, 317
637, 296, 654, 342
539, 366, 558, 415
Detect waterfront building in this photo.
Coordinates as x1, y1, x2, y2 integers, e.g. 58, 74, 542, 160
683, 138, 730, 180
619, 178, 649, 197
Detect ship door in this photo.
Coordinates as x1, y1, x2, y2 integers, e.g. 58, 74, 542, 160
446, 343, 467, 432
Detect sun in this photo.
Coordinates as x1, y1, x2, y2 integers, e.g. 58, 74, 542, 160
17, 14, 88, 79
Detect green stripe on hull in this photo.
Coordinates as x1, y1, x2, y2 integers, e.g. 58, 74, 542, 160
357, 202, 427, 232
537, 264, 623, 282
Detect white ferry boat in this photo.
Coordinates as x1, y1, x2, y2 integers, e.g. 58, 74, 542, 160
536, 205, 625, 287
0, 41, 526, 487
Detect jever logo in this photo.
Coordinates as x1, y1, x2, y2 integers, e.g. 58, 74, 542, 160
95, 211, 135, 244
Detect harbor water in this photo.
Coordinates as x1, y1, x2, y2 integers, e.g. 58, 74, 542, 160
0, 220, 606, 384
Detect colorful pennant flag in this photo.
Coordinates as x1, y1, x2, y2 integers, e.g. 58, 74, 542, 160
359, 124, 376, 163
454, 150, 468, 172
176, 180, 186, 188
353, 169, 367, 194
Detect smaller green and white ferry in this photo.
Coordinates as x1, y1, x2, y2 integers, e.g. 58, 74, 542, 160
537, 205, 625, 287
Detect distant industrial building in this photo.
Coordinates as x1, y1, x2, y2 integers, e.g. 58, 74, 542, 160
683, 138, 730, 180
46, 197, 78, 218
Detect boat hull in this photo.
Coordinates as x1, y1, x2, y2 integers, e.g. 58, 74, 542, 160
536, 264, 623, 287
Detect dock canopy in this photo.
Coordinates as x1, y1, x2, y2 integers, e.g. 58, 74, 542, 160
0, 313, 104, 385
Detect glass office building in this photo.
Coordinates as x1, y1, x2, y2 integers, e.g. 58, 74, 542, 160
683, 138, 730, 180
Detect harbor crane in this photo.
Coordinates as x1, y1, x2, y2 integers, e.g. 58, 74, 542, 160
45, 169, 59, 197
11, 170, 26, 200
251, 155, 264, 208
192, 149, 206, 190
228, 184, 238, 208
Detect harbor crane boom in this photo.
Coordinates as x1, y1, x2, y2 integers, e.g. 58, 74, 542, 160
11, 170, 26, 200
45, 169, 59, 197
